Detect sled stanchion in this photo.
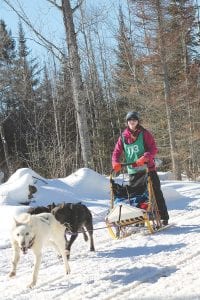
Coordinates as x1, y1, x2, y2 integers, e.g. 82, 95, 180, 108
118, 205, 122, 223
144, 212, 154, 234
106, 220, 119, 239
110, 172, 115, 209
147, 176, 162, 229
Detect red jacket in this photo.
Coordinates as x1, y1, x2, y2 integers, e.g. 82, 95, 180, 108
112, 126, 158, 171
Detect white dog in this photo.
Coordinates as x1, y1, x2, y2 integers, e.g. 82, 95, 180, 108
9, 212, 70, 288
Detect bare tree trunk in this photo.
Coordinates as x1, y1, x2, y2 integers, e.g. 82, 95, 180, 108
156, 0, 181, 180
180, 12, 196, 179
79, 5, 98, 143
51, 55, 65, 174
95, 31, 116, 141
79, 4, 108, 173
0, 122, 13, 177
61, 0, 93, 168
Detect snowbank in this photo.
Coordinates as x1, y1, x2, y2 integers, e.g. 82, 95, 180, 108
0, 167, 110, 207
0, 173, 34, 205
61, 168, 110, 199
6, 168, 44, 184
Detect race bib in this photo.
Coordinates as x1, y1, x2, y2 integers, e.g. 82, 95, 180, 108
127, 144, 139, 156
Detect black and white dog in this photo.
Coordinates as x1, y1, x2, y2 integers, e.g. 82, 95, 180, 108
51, 203, 95, 258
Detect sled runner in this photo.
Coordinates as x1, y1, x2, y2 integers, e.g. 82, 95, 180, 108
105, 164, 163, 239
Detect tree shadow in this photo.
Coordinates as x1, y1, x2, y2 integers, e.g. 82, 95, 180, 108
102, 265, 177, 285
97, 242, 186, 258
167, 224, 200, 235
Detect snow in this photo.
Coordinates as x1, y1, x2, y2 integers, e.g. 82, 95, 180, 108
0, 167, 200, 300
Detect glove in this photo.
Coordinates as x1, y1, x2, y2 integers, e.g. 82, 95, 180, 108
144, 152, 155, 169
112, 162, 122, 172
134, 155, 148, 167
143, 152, 151, 161
134, 152, 154, 167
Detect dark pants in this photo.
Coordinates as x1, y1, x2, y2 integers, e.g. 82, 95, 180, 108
129, 171, 169, 220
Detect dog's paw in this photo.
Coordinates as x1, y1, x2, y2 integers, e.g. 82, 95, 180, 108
27, 281, 36, 289
66, 267, 71, 275
9, 271, 16, 277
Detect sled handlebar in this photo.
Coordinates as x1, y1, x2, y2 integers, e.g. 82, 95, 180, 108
111, 162, 148, 175
122, 162, 143, 167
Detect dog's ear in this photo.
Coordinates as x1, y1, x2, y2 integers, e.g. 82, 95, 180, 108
13, 213, 31, 226
13, 217, 20, 226
13, 217, 24, 227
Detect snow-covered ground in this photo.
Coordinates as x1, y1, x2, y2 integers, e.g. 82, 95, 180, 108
0, 168, 200, 300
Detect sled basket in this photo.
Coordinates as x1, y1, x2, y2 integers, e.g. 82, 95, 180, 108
105, 165, 162, 239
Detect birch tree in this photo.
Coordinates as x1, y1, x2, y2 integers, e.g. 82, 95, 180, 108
60, 0, 93, 168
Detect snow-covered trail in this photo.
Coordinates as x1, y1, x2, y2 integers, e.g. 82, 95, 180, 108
1, 203, 200, 300
0, 172, 200, 300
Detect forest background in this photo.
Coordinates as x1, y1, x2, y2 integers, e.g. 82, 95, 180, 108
0, 0, 199, 181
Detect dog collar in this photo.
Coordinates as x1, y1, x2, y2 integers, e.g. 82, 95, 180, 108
28, 236, 35, 249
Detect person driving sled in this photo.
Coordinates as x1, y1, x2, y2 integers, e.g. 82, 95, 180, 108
112, 111, 169, 226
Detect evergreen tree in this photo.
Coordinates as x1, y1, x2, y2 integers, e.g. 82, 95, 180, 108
0, 20, 16, 177
0, 19, 16, 113
3, 21, 42, 174
0, 19, 15, 62
113, 7, 136, 112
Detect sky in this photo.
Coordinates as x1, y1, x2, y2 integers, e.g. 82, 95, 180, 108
0, 0, 122, 60
0, 167, 200, 299
1, 0, 199, 66
0, 0, 67, 59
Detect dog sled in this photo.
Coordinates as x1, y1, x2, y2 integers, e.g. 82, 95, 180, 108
105, 164, 162, 239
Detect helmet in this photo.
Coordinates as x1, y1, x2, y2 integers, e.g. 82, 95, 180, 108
125, 111, 139, 121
